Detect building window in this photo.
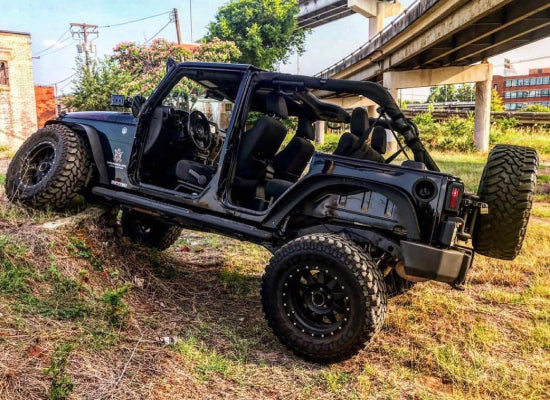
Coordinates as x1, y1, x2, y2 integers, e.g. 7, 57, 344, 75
544, 77, 550, 85
518, 79, 523, 86
530, 78, 537, 85
505, 80, 511, 87
0, 61, 8, 86
537, 77, 543, 85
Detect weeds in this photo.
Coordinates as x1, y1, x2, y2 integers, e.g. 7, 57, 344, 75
174, 336, 232, 381
0, 150, 549, 399
44, 343, 75, 400
67, 235, 103, 270
102, 282, 131, 327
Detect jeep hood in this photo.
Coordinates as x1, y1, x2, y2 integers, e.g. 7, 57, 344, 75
62, 111, 137, 125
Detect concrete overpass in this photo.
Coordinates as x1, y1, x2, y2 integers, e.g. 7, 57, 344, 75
308, 0, 550, 150
298, 0, 403, 36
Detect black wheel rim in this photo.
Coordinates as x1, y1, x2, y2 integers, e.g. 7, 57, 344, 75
21, 141, 56, 186
282, 263, 353, 337
133, 218, 153, 241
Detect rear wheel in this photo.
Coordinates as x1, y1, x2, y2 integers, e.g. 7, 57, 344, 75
261, 234, 387, 362
120, 210, 182, 250
473, 144, 538, 260
5, 124, 91, 210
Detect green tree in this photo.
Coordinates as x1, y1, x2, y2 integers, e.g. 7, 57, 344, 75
68, 38, 240, 111
112, 38, 240, 96
65, 58, 131, 111
427, 84, 475, 102
491, 88, 505, 111
428, 85, 458, 102
456, 84, 475, 101
205, 0, 307, 70
522, 104, 550, 112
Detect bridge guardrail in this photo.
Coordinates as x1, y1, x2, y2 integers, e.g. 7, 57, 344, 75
315, 0, 424, 78
402, 110, 550, 125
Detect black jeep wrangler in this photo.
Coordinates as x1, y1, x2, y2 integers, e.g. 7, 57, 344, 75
5, 61, 538, 361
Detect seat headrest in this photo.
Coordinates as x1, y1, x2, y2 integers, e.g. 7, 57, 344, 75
266, 92, 288, 119
296, 117, 315, 140
350, 107, 370, 137
370, 126, 387, 155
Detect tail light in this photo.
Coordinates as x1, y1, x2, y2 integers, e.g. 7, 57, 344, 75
445, 183, 463, 212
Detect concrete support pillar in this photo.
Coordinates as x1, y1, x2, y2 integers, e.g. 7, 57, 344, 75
383, 63, 493, 152
315, 121, 326, 145
474, 63, 493, 152
383, 84, 400, 154
367, 105, 378, 118
387, 87, 398, 102
368, 13, 384, 39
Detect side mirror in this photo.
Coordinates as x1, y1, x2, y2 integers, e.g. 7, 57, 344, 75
166, 58, 177, 74
131, 95, 146, 118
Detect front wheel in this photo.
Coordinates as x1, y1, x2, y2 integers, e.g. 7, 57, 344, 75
120, 210, 182, 250
261, 234, 387, 362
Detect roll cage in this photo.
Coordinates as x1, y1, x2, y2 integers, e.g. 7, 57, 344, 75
128, 61, 439, 189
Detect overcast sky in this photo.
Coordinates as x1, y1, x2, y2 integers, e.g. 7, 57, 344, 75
2, 0, 550, 100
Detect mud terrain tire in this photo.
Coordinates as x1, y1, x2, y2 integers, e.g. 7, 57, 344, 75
261, 234, 387, 362
5, 124, 91, 210
120, 210, 182, 250
473, 144, 538, 260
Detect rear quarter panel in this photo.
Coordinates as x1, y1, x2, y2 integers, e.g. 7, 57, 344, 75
268, 152, 459, 243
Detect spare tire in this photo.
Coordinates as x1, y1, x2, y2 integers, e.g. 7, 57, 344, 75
5, 124, 91, 210
473, 144, 538, 260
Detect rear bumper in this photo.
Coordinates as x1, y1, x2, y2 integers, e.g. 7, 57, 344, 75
400, 241, 473, 284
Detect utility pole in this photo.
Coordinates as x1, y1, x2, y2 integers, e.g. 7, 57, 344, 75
189, 0, 193, 42
172, 8, 182, 44
70, 23, 98, 72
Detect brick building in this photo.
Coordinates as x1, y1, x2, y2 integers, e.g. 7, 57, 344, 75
0, 30, 37, 148
35, 85, 56, 127
493, 68, 550, 111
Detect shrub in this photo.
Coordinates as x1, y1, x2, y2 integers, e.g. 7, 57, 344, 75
102, 283, 131, 327
414, 113, 475, 152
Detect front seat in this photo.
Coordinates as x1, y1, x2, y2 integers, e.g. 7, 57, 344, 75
232, 92, 289, 205
334, 107, 370, 157
272, 116, 315, 182
265, 117, 315, 202
334, 107, 384, 163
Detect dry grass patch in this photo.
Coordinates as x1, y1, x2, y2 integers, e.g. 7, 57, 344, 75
0, 149, 549, 399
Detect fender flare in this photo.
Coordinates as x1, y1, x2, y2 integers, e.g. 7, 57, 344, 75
263, 176, 421, 241
45, 120, 109, 184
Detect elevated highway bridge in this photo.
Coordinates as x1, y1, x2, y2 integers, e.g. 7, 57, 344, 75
299, 0, 550, 150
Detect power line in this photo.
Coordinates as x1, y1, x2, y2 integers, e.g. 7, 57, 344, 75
36, 40, 73, 58
144, 20, 172, 44
47, 73, 76, 86
33, 28, 70, 56
99, 10, 171, 28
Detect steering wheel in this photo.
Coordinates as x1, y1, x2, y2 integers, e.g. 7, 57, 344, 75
187, 110, 212, 151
